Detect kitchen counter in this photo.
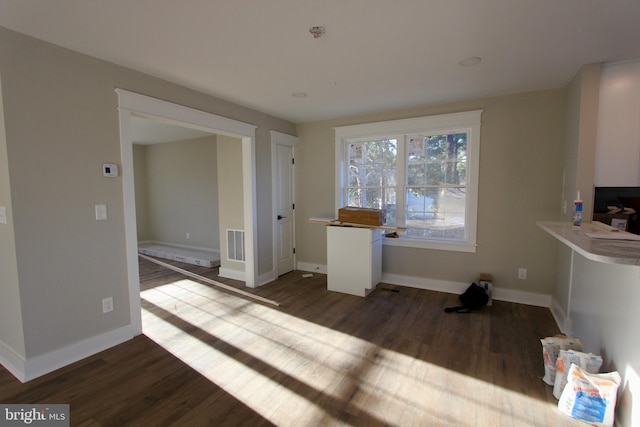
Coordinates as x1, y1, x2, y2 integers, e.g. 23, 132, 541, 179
537, 221, 640, 265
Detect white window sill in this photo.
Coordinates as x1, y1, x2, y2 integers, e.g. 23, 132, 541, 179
382, 236, 477, 253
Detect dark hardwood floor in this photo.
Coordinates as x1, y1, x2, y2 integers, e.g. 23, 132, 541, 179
0, 257, 584, 426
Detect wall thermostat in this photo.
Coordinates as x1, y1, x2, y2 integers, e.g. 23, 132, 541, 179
102, 163, 119, 177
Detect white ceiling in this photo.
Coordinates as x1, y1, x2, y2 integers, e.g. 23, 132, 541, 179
2, 0, 640, 123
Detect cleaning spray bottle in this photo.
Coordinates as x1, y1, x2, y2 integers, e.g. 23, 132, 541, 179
573, 191, 583, 228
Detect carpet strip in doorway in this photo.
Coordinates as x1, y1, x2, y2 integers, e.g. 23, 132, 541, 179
139, 254, 280, 307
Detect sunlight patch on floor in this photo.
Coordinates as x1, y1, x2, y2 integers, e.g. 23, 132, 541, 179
141, 279, 558, 426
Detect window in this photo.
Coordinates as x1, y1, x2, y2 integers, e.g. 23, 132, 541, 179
335, 111, 482, 252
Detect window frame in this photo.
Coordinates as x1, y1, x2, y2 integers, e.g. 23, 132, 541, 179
334, 110, 482, 253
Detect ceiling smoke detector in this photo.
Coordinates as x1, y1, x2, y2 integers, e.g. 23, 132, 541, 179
309, 26, 326, 38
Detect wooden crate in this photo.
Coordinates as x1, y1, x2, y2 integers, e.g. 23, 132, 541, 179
338, 207, 385, 226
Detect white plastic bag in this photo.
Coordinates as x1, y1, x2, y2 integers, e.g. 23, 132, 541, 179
553, 350, 603, 399
541, 336, 583, 385
558, 364, 621, 427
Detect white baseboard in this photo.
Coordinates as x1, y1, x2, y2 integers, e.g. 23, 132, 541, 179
297, 262, 327, 274
218, 267, 246, 282
257, 270, 278, 287
0, 325, 134, 383
0, 340, 27, 383
549, 297, 570, 335
381, 272, 552, 307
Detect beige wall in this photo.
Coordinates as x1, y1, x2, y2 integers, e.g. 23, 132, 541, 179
561, 63, 601, 223
0, 77, 25, 358
217, 135, 245, 273
296, 89, 566, 296
0, 26, 294, 365
134, 136, 220, 250
553, 64, 601, 314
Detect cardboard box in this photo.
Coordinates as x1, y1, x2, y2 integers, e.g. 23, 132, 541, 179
338, 207, 386, 226
478, 273, 493, 306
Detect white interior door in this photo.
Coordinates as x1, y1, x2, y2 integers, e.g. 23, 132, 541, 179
276, 143, 295, 275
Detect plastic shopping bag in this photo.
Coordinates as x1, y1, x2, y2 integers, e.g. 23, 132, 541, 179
558, 364, 621, 427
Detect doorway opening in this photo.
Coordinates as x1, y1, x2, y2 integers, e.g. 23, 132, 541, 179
116, 89, 258, 335
132, 115, 221, 268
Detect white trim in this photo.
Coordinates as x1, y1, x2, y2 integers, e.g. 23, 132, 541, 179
0, 326, 133, 383
116, 89, 258, 331
290, 263, 552, 306
334, 110, 482, 252
382, 237, 478, 252
381, 272, 551, 307
0, 340, 26, 383
219, 267, 248, 282
549, 296, 569, 335
115, 89, 256, 137
296, 262, 327, 274
257, 270, 278, 287
334, 111, 482, 140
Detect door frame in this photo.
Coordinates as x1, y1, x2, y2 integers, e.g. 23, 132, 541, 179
271, 131, 298, 277
116, 89, 257, 335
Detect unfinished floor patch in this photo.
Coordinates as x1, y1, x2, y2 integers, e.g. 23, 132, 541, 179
138, 242, 220, 268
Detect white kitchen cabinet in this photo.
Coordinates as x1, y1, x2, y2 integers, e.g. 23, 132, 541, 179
327, 226, 383, 297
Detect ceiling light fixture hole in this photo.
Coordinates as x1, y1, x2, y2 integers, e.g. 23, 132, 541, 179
309, 26, 326, 38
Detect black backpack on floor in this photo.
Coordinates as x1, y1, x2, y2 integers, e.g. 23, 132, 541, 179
445, 283, 489, 313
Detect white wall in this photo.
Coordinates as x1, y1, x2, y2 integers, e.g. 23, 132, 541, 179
568, 253, 640, 427
553, 61, 640, 426
595, 59, 640, 186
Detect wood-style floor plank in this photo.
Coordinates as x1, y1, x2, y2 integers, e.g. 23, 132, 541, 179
0, 257, 586, 426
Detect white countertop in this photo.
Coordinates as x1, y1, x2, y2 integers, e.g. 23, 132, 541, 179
537, 221, 640, 265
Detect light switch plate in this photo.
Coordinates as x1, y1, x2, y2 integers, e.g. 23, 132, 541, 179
0, 206, 6, 224
95, 204, 107, 220
102, 163, 118, 177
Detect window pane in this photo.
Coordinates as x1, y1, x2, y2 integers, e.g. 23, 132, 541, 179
425, 161, 443, 186
346, 187, 382, 208
347, 139, 397, 186
337, 110, 480, 249
407, 163, 426, 186
345, 138, 397, 225
405, 132, 468, 241
405, 187, 466, 241
444, 159, 467, 185
425, 135, 448, 161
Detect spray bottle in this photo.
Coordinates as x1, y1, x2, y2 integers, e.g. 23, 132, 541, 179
573, 191, 583, 228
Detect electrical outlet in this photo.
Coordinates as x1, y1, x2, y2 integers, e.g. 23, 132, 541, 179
102, 297, 114, 313
186, 232, 190, 239
518, 268, 527, 280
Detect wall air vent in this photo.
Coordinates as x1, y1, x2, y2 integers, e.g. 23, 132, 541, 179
227, 229, 245, 262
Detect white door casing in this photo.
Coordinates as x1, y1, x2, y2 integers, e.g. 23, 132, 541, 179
117, 89, 258, 335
